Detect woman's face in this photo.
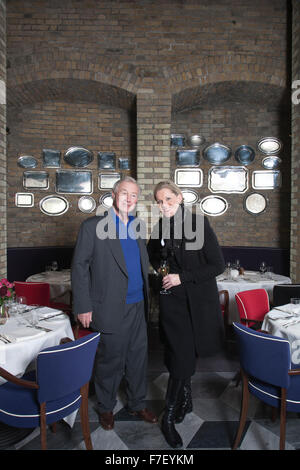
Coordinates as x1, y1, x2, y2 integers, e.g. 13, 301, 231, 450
155, 187, 183, 218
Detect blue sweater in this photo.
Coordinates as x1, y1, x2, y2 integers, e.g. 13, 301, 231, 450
114, 212, 144, 304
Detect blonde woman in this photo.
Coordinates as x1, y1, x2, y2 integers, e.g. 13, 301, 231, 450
147, 181, 225, 448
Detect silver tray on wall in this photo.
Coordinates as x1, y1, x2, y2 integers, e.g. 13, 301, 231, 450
98, 152, 116, 170
15, 192, 34, 207
55, 170, 93, 194
208, 166, 248, 193
78, 196, 96, 213
42, 149, 61, 168
174, 168, 203, 187
100, 193, 114, 209
98, 173, 121, 190
23, 171, 49, 190
234, 145, 255, 166
64, 146, 94, 168
181, 190, 199, 205
39, 195, 69, 216
244, 193, 267, 215
203, 142, 232, 165
257, 137, 282, 155
119, 158, 130, 170
170, 134, 186, 148
262, 156, 281, 170
176, 149, 200, 167
200, 195, 228, 217
252, 170, 281, 190
17, 155, 38, 169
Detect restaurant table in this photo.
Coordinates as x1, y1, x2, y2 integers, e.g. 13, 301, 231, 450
0, 306, 75, 447
26, 269, 71, 304
217, 271, 291, 324
262, 304, 300, 367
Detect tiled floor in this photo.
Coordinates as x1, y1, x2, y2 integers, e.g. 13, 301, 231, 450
2, 324, 300, 451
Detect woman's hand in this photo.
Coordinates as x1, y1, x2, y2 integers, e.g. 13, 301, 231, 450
77, 311, 92, 328
162, 274, 181, 290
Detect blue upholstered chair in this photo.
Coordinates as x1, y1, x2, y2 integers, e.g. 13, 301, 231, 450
0, 332, 100, 450
232, 322, 300, 450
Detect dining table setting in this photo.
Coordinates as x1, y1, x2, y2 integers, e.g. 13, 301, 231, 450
217, 263, 292, 323
0, 303, 74, 385
26, 268, 72, 304
262, 300, 300, 366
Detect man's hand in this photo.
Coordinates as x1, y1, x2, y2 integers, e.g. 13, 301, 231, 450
77, 311, 92, 328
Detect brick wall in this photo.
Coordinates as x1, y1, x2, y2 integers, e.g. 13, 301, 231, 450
4, 0, 291, 259
0, 0, 6, 277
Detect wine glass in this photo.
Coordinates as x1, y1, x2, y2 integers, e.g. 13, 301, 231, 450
51, 261, 58, 271
235, 259, 240, 271
160, 260, 171, 295
259, 261, 267, 275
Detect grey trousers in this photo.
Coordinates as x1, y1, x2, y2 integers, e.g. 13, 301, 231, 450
94, 300, 148, 413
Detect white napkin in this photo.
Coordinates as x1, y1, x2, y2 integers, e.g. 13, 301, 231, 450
268, 303, 300, 319
1, 327, 46, 343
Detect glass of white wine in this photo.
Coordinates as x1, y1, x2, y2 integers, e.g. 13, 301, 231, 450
160, 260, 171, 295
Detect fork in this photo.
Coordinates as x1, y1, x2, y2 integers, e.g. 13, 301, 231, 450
0, 334, 11, 343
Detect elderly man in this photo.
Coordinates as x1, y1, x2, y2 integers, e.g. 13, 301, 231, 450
71, 176, 157, 430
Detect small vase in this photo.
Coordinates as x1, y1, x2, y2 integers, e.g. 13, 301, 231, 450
0, 304, 8, 325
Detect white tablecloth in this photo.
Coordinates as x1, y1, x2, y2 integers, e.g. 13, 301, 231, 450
217, 271, 291, 323
0, 308, 74, 381
26, 270, 71, 304
262, 305, 300, 366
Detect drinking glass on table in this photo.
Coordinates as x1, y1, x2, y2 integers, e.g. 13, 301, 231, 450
51, 261, 58, 271
259, 261, 267, 274
160, 260, 171, 295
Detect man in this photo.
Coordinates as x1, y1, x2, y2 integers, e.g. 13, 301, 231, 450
71, 176, 157, 430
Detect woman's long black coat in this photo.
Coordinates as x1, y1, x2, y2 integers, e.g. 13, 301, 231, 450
147, 211, 225, 357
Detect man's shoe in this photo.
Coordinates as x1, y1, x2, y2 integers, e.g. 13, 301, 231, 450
99, 411, 114, 430
129, 408, 158, 423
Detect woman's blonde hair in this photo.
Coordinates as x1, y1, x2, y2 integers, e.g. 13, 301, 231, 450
153, 180, 183, 201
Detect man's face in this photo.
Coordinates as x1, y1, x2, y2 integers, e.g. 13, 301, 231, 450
112, 181, 139, 216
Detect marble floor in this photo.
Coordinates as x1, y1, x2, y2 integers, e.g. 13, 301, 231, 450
2, 324, 300, 452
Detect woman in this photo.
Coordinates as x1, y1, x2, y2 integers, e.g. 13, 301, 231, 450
147, 181, 225, 448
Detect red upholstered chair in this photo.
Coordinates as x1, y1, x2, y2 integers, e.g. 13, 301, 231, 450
235, 288, 270, 330
14, 281, 71, 312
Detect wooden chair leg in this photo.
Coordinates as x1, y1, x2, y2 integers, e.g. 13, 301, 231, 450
40, 402, 47, 450
279, 388, 287, 450
80, 383, 93, 450
233, 370, 249, 450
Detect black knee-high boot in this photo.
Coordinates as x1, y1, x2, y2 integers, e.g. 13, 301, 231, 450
161, 377, 184, 448
175, 377, 193, 423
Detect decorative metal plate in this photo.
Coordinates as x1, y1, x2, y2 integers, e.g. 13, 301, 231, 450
119, 158, 130, 170
98, 152, 116, 170
252, 170, 281, 190
23, 171, 49, 190
15, 192, 34, 207
98, 173, 121, 190
234, 145, 255, 166
176, 149, 200, 167
200, 195, 228, 217
208, 166, 248, 193
100, 193, 114, 209
188, 135, 206, 147
262, 156, 282, 170
203, 142, 232, 165
244, 193, 267, 215
55, 170, 93, 194
64, 146, 93, 168
78, 196, 96, 213
17, 155, 38, 169
39, 195, 69, 216
181, 190, 199, 205
170, 134, 186, 148
42, 149, 61, 168
174, 169, 203, 187
257, 137, 282, 155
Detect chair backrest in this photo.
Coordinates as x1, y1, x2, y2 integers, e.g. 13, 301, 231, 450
273, 284, 300, 307
36, 332, 100, 403
235, 289, 269, 326
233, 322, 291, 388
14, 281, 51, 306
